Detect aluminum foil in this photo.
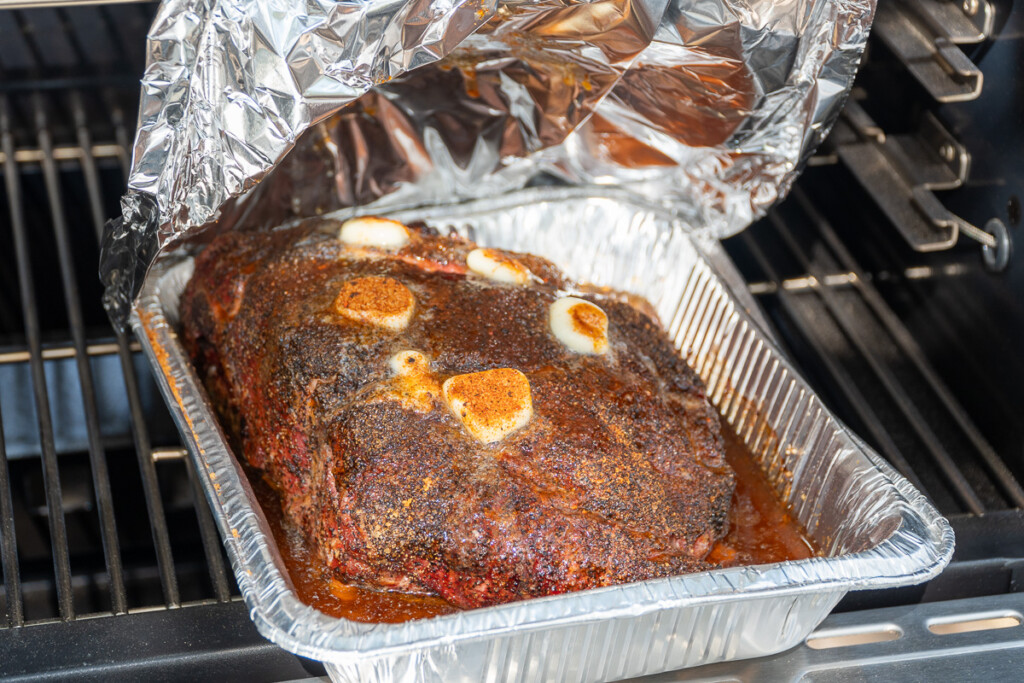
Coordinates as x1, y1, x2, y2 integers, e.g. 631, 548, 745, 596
102, 0, 876, 326
133, 187, 952, 682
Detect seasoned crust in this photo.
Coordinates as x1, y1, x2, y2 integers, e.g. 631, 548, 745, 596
180, 219, 734, 608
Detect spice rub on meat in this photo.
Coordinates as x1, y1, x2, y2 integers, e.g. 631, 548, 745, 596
179, 217, 735, 609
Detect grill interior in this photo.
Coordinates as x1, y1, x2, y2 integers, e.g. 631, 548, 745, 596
0, 0, 1021, 679
0, 6, 329, 677
724, 167, 1024, 610
0, 5, 240, 625
729, 181, 1024, 515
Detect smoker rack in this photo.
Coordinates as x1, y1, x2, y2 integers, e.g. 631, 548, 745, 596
0, 2, 227, 622
0, 3, 325, 677
723, 173, 1024, 613
0, 0, 1021, 680
733, 185, 1023, 516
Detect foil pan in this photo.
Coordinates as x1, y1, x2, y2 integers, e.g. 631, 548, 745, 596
132, 187, 952, 682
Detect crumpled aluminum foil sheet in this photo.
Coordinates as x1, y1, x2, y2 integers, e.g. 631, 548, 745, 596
102, 0, 876, 326
133, 187, 952, 682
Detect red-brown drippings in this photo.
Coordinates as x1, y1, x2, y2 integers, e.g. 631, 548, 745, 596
710, 424, 817, 566
251, 420, 816, 623
253, 475, 459, 623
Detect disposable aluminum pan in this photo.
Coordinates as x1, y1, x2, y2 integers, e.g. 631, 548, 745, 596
132, 186, 953, 682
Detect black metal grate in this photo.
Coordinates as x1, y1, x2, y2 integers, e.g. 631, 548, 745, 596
0, 3, 152, 90
0, 1, 1020, 678
0, 3, 236, 628
725, 164, 1024, 520
0, 6, 325, 677
725, 162, 1024, 613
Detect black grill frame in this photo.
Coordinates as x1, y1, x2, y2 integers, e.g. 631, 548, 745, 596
0, 0, 1021, 678
0, 2, 239, 628
729, 184, 1024, 515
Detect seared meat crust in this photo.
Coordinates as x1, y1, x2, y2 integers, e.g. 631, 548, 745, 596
180, 220, 734, 608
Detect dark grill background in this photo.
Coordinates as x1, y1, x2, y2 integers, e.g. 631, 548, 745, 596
0, 5, 330, 678
0, 1, 1021, 679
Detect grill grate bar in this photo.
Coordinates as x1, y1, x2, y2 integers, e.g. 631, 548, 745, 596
0, 144, 124, 166
105, 89, 132, 177
183, 456, 232, 603
0, 1, 151, 7
3, 3, 151, 77
114, 330, 181, 608
791, 187, 1024, 508
9, 11, 48, 74
738, 233, 931, 496
864, 215, 1024, 426
1, 95, 76, 619
0, 340, 140, 364
765, 210, 986, 514
71, 93, 109, 244
0, 403, 23, 627
66, 91, 183, 609
35, 94, 128, 614
906, 282, 1020, 425
97, 81, 184, 608
54, 7, 90, 73
97, 3, 140, 69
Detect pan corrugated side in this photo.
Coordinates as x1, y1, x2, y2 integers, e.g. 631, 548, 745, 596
132, 186, 953, 682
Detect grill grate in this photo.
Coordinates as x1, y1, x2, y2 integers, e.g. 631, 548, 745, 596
0, 3, 151, 88
0, 4, 235, 625
725, 165, 1024, 519
0, 0, 1021, 677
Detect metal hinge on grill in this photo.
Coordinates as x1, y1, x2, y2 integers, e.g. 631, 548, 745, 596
874, 0, 993, 103
827, 101, 1010, 270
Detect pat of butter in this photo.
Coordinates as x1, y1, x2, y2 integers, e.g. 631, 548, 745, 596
549, 297, 609, 355
338, 217, 410, 250
443, 368, 533, 444
334, 276, 415, 331
466, 248, 531, 285
386, 351, 440, 412
390, 350, 429, 375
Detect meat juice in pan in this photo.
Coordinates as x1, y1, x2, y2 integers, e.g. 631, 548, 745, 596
180, 217, 817, 622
